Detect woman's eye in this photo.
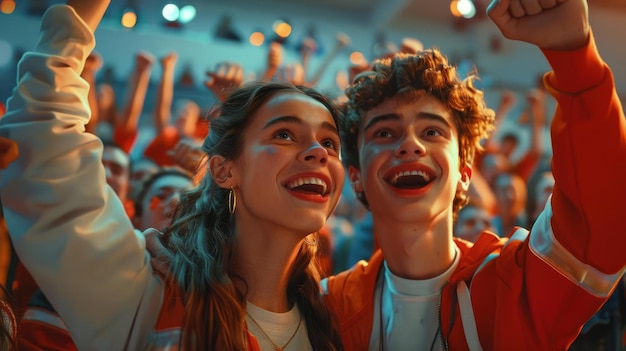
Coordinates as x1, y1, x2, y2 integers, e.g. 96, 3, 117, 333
274, 130, 293, 141
376, 130, 393, 138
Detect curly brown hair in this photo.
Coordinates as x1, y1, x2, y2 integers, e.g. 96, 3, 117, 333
341, 49, 495, 216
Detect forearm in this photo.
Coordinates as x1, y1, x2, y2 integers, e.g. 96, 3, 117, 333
542, 32, 626, 274
121, 62, 151, 133
153, 63, 176, 134
66, 0, 110, 33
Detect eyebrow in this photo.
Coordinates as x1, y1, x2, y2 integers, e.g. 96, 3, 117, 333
264, 115, 338, 134
363, 111, 452, 133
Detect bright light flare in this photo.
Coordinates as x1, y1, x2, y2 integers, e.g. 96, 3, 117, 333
249, 31, 265, 46
162, 4, 180, 22
179, 5, 196, 23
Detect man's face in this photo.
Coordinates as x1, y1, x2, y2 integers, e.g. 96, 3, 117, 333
494, 173, 526, 216
137, 174, 193, 231
533, 172, 554, 213
174, 100, 200, 139
454, 206, 495, 242
130, 159, 160, 202
351, 94, 469, 223
102, 145, 130, 202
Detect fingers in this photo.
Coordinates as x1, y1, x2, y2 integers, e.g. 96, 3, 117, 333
143, 228, 172, 277
206, 62, 243, 86
400, 37, 423, 54
539, 0, 558, 9
224, 63, 243, 85
170, 139, 204, 172
487, 0, 513, 25
205, 62, 244, 101
505, 0, 564, 18
518, 0, 545, 16
0, 137, 18, 169
278, 64, 305, 86
268, 42, 284, 68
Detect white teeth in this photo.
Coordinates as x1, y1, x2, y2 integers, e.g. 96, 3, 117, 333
287, 177, 328, 195
391, 170, 430, 183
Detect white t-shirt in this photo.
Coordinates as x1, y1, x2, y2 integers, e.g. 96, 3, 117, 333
370, 247, 460, 351
246, 301, 313, 351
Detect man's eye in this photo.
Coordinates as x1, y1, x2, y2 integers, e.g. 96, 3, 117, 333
322, 139, 340, 151
425, 128, 443, 137
376, 130, 393, 138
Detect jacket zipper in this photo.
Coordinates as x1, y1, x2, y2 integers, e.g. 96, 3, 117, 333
438, 292, 448, 350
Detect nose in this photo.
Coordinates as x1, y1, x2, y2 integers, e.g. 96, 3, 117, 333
394, 133, 425, 158
167, 192, 182, 209
300, 141, 328, 165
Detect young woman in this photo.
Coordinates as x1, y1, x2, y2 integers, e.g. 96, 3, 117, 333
1, 1, 344, 350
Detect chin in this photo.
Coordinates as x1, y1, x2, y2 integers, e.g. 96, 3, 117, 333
292, 216, 327, 234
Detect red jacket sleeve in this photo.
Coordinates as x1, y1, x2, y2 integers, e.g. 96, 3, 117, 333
543, 31, 626, 274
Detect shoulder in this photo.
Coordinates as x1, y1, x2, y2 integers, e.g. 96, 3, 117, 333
323, 249, 383, 296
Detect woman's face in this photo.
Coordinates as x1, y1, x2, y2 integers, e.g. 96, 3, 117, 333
229, 92, 345, 238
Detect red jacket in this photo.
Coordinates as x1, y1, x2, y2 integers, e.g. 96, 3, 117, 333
323, 32, 626, 351
18, 278, 263, 351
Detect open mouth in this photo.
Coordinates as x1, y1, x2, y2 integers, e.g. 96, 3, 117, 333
285, 177, 329, 196
387, 169, 433, 189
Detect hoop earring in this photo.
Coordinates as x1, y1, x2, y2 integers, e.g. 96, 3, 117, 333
228, 187, 237, 214
304, 232, 319, 246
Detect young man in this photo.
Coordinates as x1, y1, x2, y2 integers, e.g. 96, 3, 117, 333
323, 0, 626, 350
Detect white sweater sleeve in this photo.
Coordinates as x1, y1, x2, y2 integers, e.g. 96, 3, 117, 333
0, 5, 162, 350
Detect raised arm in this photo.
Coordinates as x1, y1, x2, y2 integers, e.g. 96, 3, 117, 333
0, 2, 160, 349
153, 52, 176, 136
483, 89, 516, 151
204, 61, 244, 102
489, 0, 626, 305
66, 0, 109, 32
116, 52, 153, 143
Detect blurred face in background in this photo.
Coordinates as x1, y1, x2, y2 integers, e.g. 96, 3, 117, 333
480, 152, 509, 185
494, 172, 527, 218
454, 205, 495, 242
533, 171, 554, 215
102, 145, 130, 202
136, 173, 193, 231
130, 158, 160, 202
174, 99, 201, 139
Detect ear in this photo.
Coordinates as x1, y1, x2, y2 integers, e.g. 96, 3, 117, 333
348, 165, 363, 193
457, 163, 472, 193
209, 155, 235, 189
